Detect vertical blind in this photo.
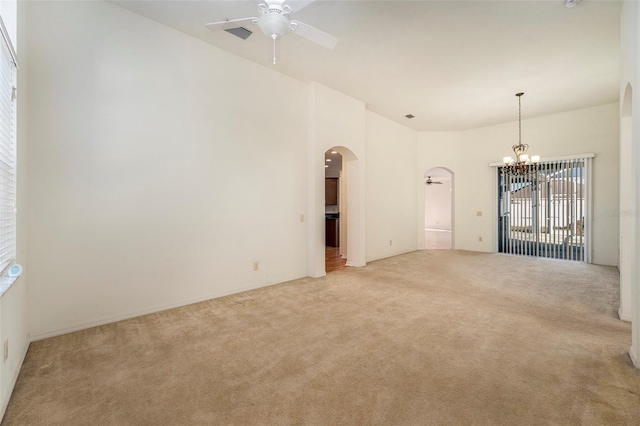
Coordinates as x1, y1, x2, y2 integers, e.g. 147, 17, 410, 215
0, 33, 16, 275
498, 158, 589, 262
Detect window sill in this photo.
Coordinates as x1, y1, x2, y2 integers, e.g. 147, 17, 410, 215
0, 276, 18, 297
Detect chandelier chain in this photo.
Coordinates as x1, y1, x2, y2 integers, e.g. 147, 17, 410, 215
518, 93, 522, 144
503, 92, 540, 176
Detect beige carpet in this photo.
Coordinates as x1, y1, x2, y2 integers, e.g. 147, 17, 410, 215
3, 250, 639, 425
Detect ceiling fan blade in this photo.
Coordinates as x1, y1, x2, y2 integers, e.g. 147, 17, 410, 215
205, 17, 257, 32
287, 0, 317, 14
290, 20, 337, 49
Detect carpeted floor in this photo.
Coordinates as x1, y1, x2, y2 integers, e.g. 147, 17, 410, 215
3, 250, 639, 425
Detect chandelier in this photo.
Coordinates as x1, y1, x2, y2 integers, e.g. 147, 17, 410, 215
502, 92, 540, 176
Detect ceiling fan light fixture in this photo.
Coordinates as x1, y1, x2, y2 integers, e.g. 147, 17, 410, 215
258, 13, 291, 39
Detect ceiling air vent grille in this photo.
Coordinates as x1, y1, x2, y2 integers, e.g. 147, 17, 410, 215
224, 27, 253, 40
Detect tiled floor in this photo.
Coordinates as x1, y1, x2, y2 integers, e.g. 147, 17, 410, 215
425, 229, 452, 249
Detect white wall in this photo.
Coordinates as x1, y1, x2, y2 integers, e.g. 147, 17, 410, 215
365, 111, 417, 262
619, 0, 640, 368
26, 1, 310, 339
620, 84, 634, 321
619, 0, 638, 325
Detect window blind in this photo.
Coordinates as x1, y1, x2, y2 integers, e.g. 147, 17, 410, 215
498, 158, 589, 262
0, 33, 16, 275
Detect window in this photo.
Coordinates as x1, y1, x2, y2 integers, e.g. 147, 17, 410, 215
498, 157, 591, 262
0, 27, 16, 275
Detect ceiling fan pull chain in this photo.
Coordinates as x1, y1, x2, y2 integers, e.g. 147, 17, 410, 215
272, 35, 277, 64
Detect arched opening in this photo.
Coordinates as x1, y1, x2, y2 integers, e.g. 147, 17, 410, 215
620, 82, 634, 322
317, 146, 364, 274
424, 167, 454, 249
324, 148, 345, 272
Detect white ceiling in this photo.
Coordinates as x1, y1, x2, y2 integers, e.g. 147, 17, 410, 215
110, 0, 621, 131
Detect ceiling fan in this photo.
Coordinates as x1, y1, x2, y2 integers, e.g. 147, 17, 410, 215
425, 176, 443, 185
205, 0, 338, 64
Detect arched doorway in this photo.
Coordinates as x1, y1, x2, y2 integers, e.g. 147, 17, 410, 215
315, 146, 364, 274
424, 167, 454, 249
324, 148, 345, 272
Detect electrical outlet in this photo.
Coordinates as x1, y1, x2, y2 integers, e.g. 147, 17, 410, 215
476, 211, 483, 217
300, 214, 305, 223
389, 240, 393, 246
253, 261, 259, 271
478, 236, 483, 242
3, 339, 8, 363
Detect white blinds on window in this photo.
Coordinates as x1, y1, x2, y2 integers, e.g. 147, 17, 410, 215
498, 158, 589, 262
0, 34, 16, 275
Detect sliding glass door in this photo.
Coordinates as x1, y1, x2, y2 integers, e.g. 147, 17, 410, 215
498, 159, 588, 261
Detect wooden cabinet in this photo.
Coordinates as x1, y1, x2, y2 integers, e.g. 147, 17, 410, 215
325, 178, 338, 205
326, 218, 339, 247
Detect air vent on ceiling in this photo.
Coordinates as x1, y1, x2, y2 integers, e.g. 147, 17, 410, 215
405, 114, 415, 119
224, 27, 253, 40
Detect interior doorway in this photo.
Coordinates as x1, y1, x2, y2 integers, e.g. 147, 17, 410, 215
325, 148, 347, 272
424, 168, 453, 249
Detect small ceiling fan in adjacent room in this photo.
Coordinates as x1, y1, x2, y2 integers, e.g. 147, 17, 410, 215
205, 0, 338, 64
425, 177, 443, 185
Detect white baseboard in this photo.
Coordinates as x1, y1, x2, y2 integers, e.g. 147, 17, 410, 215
30, 274, 306, 342
0, 339, 29, 421
618, 308, 632, 322
630, 346, 639, 369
